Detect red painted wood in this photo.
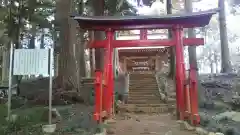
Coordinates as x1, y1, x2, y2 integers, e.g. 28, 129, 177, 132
174, 26, 185, 120
88, 38, 204, 48
103, 53, 108, 112
105, 30, 114, 117
94, 70, 102, 121
189, 65, 200, 125
140, 29, 148, 40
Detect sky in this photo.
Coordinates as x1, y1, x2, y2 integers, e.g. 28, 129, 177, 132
121, 0, 240, 73
120, 0, 240, 51
118, 0, 220, 49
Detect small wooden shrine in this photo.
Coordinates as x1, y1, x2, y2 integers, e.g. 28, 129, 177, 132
118, 47, 169, 72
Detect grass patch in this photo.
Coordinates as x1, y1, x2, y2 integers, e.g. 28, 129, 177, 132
0, 104, 48, 135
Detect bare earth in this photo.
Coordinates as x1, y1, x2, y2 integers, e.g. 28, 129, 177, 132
108, 113, 196, 135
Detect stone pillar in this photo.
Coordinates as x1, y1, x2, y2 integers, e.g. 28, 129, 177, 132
123, 57, 127, 73
114, 72, 129, 103
123, 73, 129, 103
155, 56, 159, 72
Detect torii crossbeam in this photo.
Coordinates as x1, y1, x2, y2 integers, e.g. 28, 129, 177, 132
73, 9, 218, 125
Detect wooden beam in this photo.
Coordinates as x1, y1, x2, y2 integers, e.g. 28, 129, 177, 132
88, 38, 204, 48
120, 56, 158, 59
119, 52, 163, 57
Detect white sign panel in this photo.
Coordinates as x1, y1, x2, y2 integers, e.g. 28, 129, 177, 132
13, 49, 49, 75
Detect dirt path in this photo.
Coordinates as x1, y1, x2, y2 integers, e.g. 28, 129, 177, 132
108, 113, 195, 135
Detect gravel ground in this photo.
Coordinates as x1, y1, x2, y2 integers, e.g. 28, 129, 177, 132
107, 113, 195, 135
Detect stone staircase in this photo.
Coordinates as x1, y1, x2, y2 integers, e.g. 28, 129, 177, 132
124, 73, 170, 113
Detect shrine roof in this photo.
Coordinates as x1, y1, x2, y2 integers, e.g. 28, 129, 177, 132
72, 9, 218, 30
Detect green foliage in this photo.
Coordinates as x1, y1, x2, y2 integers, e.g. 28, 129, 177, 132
105, 0, 136, 15
84, 0, 137, 16
0, 0, 54, 47
0, 104, 8, 125
0, 105, 48, 135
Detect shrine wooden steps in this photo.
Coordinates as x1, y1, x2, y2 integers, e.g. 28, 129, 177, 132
125, 73, 170, 113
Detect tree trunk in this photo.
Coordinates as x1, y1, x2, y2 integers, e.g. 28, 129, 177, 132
40, 29, 45, 49
29, 24, 36, 49
13, 0, 22, 95
77, 31, 86, 78
77, 0, 86, 78
167, 0, 175, 79
3, 0, 7, 6
210, 62, 214, 74
89, 31, 95, 76
185, 0, 206, 105
214, 53, 219, 73
92, 0, 105, 70
185, 0, 197, 69
56, 0, 78, 89
218, 0, 232, 73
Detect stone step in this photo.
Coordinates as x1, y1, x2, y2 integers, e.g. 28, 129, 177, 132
130, 79, 155, 81
130, 77, 155, 78
129, 78, 156, 82
130, 85, 158, 88
130, 80, 157, 83
128, 96, 161, 100
167, 104, 176, 112
126, 103, 167, 107
128, 94, 159, 97
128, 99, 161, 102
129, 92, 159, 95
166, 98, 176, 103
129, 94, 160, 98
124, 104, 169, 113
127, 100, 162, 104
130, 89, 158, 91
129, 94, 160, 97
129, 86, 158, 89
130, 79, 155, 80
130, 76, 155, 77
130, 87, 158, 90
81, 78, 94, 83
130, 74, 154, 76
129, 81, 156, 83
130, 82, 157, 84
168, 92, 176, 98
131, 85, 158, 88
129, 96, 160, 99
130, 76, 155, 78
130, 88, 158, 91
129, 91, 159, 94
130, 75, 154, 77
129, 84, 158, 87
130, 81, 156, 83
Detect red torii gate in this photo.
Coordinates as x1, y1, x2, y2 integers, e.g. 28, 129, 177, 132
73, 9, 217, 125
